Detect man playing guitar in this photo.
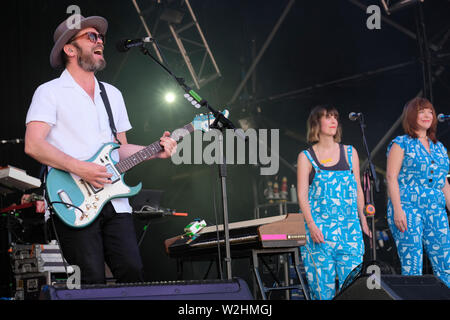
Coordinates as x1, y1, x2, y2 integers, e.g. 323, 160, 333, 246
24, 14, 177, 284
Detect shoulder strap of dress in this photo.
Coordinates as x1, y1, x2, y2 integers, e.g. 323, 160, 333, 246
303, 149, 320, 171
346, 145, 353, 170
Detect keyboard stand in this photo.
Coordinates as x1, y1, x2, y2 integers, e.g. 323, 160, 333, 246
251, 247, 310, 300
171, 246, 310, 300
175, 256, 222, 280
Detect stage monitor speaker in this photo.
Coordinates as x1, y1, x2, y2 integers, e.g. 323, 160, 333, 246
41, 278, 253, 300
334, 274, 450, 300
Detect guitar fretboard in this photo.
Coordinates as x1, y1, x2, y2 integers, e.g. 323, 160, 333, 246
115, 123, 194, 174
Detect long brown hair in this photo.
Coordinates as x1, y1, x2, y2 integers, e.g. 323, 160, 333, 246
402, 97, 437, 143
307, 105, 342, 144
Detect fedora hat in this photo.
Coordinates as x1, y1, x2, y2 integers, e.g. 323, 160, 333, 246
50, 14, 108, 69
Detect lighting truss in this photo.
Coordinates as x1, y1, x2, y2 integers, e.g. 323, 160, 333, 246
380, 0, 424, 15
132, 0, 221, 89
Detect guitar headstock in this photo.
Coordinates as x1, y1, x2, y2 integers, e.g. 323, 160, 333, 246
192, 110, 230, 132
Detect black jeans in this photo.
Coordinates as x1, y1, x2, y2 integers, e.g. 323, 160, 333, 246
51, 202, 144, 284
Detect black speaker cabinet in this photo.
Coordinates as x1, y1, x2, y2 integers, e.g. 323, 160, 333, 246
334, 274, 450, 300
41, 278, 253, 300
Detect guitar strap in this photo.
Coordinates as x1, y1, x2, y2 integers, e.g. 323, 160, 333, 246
99, 81, 121, 145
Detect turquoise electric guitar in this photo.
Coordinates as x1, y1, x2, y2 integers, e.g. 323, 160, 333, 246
46, 111, 229, 228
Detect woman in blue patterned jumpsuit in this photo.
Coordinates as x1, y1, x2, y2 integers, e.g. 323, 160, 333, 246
297, 105, 371, 300
386, 97, 450, 287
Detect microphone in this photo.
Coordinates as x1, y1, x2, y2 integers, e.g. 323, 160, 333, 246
437, 113, 450, 122
116, 37, 154, 52
348, 112, 362, 121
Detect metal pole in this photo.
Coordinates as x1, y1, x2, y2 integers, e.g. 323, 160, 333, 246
184, 0, 222, 77
249, 61, 416, 104
415, 3, 433, 102
347, 0, 439, 51
386, 0, 424, 15
218, 132, 232, 280
131, 0, 164, 62
168, 23, 201, 89
229, 0, 296, 105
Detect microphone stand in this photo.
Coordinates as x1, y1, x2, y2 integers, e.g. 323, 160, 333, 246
137, 43, 245, 280
355, 113, 379, 262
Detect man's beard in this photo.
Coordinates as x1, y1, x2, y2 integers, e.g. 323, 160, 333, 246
73, 42, 106, 73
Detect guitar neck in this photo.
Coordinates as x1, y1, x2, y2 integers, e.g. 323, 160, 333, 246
115, 123, 194, 174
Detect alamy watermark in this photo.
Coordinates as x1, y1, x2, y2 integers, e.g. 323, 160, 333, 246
66, 5, 81, 30
366, 264, 381, 290
366, 5, 381, 30
66, 265, 81, 289
171, 128, 279, 176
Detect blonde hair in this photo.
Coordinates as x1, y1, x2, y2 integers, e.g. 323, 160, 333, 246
307, 105, 342, 144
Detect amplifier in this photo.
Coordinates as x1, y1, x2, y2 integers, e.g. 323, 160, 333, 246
11, 242, 72, 274
41, 278, 253, 300
334, 274, 450, 300
15, 272, 49, 300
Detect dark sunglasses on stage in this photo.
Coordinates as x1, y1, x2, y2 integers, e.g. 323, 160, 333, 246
70, 31, 105, 44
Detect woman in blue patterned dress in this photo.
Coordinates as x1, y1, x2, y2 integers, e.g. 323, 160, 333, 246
386, 97, 450, 287
297, 105, 371, 300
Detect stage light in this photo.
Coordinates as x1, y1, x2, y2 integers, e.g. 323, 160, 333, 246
165, 92, 176, 103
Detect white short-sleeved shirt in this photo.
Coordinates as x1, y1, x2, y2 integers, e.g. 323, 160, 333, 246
26, 69, 133, 214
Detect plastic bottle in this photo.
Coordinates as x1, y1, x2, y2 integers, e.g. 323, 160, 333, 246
290, 184, 298, 203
